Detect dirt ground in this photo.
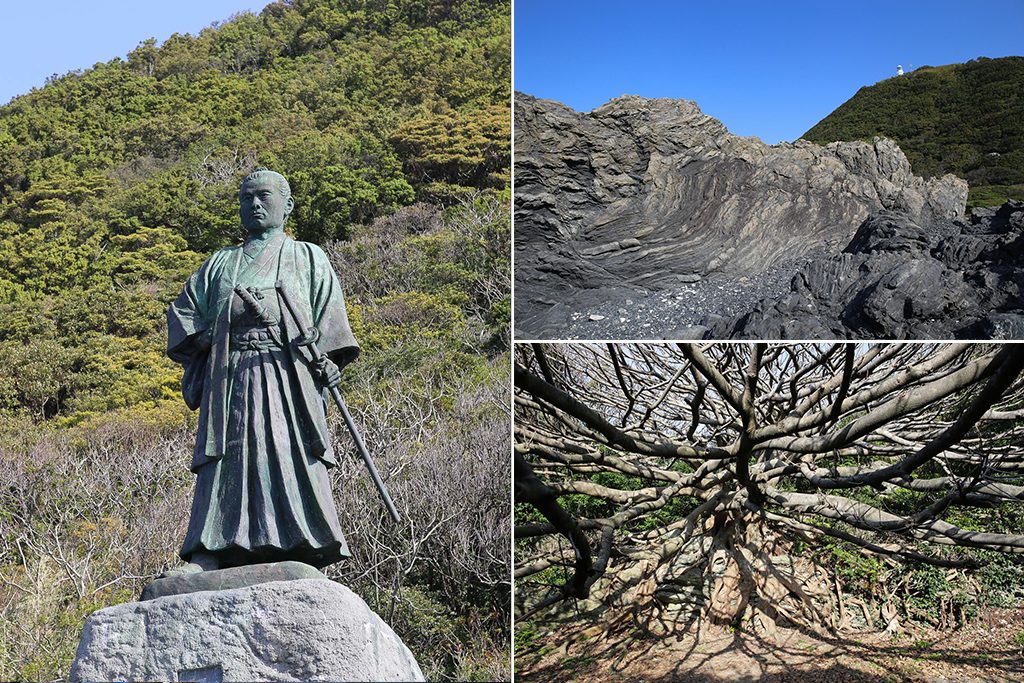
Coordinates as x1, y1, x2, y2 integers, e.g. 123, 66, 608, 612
515, 607, 1024, 683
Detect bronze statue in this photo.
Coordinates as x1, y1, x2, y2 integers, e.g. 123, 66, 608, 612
167, 168, 360, 572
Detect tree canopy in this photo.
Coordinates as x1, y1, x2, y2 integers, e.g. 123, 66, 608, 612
515, 343, 1024, 641
0, 0, 510, 426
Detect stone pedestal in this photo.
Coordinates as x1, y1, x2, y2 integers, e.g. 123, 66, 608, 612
69, 577, 425, 682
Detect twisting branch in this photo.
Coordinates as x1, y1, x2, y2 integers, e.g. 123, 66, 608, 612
825, 344, 856, 431
514, 343, 1024, 623
514, 362, 724, 459
531, 343, 557, 387
607, 343, 637, 427
514, 452, 593, 602
798, 345, 1024, 490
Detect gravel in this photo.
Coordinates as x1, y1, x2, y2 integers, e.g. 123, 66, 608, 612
518, 255, 814, 341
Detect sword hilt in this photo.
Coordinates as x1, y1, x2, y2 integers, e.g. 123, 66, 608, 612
233, 285, 283, 346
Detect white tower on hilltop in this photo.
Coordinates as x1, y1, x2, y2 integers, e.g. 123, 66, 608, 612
897, 64, 904, 76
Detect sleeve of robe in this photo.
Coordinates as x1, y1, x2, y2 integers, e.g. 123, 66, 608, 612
167, 262, 214, 410
306, 242, 360, 370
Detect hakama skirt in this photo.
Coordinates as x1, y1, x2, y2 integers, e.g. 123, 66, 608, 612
180, 330, 349, 568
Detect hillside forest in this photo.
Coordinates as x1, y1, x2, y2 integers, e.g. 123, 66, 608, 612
0, 0, 511, 681
803, 55, 1024, 210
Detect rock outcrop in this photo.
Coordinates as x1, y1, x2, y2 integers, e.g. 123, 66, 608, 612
712, 201, 1024, 339
70, 578, 425, 683
526, 200, 1024, 340
514, 92, 969, 338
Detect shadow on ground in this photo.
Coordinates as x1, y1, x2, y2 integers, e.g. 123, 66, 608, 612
516, 612, 1024, 683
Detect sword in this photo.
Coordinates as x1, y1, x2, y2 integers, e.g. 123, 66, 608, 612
269, 280, 402, 524
233, 286, 284, 347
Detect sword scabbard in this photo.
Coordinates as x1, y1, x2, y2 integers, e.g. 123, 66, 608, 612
275, 280, 401, 524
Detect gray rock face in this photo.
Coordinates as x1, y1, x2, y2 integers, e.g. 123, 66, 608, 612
515, 200, 1024, 340
70, 579, 425, 683
712, 201, 1024, 339
514, 92, 968, 337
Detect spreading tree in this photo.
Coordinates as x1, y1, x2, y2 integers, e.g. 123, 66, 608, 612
515, 343, 1024, 640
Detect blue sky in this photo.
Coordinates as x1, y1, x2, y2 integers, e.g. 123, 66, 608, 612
0, 1, 266, 105
513, 0, 1024, 144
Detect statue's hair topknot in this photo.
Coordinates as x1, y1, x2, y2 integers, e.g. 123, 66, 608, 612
242, 167, 291, 198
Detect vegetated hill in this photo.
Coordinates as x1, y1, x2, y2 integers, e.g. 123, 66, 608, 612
0, 1, 510, 681
803, 56, 1024, 209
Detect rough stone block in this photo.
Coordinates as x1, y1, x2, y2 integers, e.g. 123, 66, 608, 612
70, 579, 424, 682
140, 560, 327, 601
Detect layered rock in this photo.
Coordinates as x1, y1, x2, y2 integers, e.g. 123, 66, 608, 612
514, 92, 968, 337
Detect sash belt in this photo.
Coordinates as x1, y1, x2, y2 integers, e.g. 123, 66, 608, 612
230, 326, 283, 351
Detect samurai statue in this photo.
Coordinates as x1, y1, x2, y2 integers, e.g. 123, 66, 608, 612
167, 168, 359, 571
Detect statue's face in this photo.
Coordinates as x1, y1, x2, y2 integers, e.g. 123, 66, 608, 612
239, 176, 294, 233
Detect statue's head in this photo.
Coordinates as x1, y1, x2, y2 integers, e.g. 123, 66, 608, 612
239, 168, 294, 233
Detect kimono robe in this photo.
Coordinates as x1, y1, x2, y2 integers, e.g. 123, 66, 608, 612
167, 231, 359, 569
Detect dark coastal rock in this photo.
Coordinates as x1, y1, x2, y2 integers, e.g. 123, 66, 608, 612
531, 200, 1024, 340
711, 204, 1024, 339
514, 92, 969, 338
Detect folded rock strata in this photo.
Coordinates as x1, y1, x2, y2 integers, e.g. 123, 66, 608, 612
514, 92, 969, 337
713, 201, 1024, 339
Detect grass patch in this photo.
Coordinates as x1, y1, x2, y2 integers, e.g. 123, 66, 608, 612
967, 184, 1024, 211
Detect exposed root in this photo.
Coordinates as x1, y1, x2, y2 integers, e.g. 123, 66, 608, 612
554, 512, 852, 651
533, 508, 979, 657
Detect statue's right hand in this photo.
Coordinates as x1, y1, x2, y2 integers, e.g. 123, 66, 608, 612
315, 356, 342, 388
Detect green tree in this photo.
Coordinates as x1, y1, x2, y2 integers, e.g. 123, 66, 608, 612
391, 104, 510, 202
291, 164, 414, 242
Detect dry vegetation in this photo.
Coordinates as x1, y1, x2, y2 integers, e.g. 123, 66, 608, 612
0, 354, 510, 682
0, 198, 512, 682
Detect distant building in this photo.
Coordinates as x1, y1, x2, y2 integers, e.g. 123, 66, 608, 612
897, 65, 904, 76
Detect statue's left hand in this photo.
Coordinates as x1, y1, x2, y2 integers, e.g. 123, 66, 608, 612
316, 356, 342, 388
